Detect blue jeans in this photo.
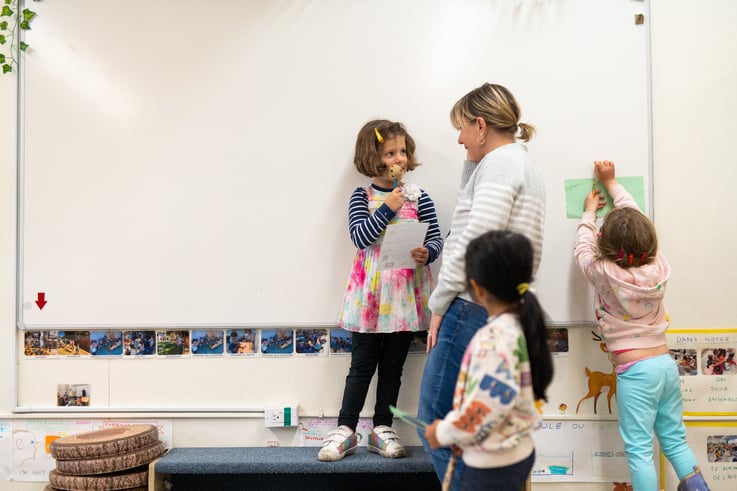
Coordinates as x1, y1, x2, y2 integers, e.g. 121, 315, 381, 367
417, 298, 488, 488
617, 354, 698, 491
459, 450, 535, 491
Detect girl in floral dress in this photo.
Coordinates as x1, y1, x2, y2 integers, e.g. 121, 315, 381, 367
318, 119, 443, 462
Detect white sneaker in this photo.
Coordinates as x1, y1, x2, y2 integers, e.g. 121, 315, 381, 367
317, 425, 359, 462
367, 425, 406, 458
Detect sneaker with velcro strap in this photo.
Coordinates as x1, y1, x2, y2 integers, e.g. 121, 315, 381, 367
367, 425, 406, 458
317, 425, 359, 462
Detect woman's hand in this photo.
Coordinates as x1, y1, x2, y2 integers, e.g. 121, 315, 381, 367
411, 246, 429, 266
426, 313, 443, 353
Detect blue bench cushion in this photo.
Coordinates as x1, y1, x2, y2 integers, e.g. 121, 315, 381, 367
155, 446, 433, 475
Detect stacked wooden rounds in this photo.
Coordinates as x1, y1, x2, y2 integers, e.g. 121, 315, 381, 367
47, 424, 167, 490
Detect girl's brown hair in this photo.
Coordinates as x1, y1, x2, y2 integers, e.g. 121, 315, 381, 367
353, 119, 419, 178
598, 207, 658, 268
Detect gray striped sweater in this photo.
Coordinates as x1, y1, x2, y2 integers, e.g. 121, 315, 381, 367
429, 143, 545, 315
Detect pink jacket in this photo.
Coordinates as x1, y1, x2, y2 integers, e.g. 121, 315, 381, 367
574, 184, 669, 352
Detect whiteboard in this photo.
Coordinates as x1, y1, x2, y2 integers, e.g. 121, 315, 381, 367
18, 0, 651, 328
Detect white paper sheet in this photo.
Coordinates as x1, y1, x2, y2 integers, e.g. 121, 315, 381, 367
377, 222, 429, 271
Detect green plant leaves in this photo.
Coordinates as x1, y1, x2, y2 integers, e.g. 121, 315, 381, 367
0, 1, 35, 75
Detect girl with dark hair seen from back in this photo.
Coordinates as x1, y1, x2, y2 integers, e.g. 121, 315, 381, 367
424, 230, 553, 491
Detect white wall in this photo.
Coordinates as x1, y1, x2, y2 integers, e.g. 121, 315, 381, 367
2, 1, 736, 489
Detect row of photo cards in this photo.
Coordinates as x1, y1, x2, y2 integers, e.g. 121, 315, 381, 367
23, 328, 430, 358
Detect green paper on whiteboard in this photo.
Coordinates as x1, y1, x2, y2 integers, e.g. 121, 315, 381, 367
564, 176, 646, 219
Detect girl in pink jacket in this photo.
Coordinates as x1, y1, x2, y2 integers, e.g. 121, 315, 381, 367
575, 160, 708, 491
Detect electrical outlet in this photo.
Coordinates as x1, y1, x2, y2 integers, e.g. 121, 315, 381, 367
264, 406, 298, 427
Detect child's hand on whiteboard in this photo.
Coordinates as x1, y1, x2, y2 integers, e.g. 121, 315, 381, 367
411, 246, 430, 266
593, 160, 617, 189
584, 188, 606, 214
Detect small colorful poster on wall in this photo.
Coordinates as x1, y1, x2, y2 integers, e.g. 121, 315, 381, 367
667, 329, 737, 416
532, 420, 629, 483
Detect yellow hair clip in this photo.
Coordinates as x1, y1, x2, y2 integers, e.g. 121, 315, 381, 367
374, 127, 384, 143
516, 282, 529, 296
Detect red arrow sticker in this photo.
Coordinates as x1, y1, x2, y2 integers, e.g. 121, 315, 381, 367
35, 292, 47, 310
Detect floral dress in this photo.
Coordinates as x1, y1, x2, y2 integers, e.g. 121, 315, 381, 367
339, 185, 435, 334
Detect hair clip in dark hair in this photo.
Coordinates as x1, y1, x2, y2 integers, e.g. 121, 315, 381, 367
616, 248, 625, 261
641, 253, 648, 263
628, 253, 634, 266
374, 127, 384, 143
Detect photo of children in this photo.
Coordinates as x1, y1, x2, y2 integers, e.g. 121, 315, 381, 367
24, 331, 52, 356
123, 330, 156, 356
156, 330, 190, 356
260, 329, 293, 355
329, 328, 351, 355
707, 435, 737, 462
225, 329, 256, 355
296, 329, 328, 355
56, 331, 90, 356
56, 384, 90, 407
90, 331, 123, 356
191, 329, 224, 355
701, 348, 736, 375
670, 348, 698, 376
547, 327, 569, 354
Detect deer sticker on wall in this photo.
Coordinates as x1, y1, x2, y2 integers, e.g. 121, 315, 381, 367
576, 332, 617, 414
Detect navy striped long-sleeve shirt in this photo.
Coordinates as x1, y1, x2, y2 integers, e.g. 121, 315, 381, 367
347, 184, 443, 265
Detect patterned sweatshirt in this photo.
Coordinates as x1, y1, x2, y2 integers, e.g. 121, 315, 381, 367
435, 312, 539, 468
574, 183, 670, 352
429, 143, 545, 315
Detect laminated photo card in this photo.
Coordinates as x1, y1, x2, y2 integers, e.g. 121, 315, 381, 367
260, 329, 294, 355
191, 329, 224, 355
225, 329, 257, 355
295, 329, 328, 355
90, 331, 123, 356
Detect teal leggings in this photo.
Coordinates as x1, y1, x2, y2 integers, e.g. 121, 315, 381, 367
616, 354, 698, 490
